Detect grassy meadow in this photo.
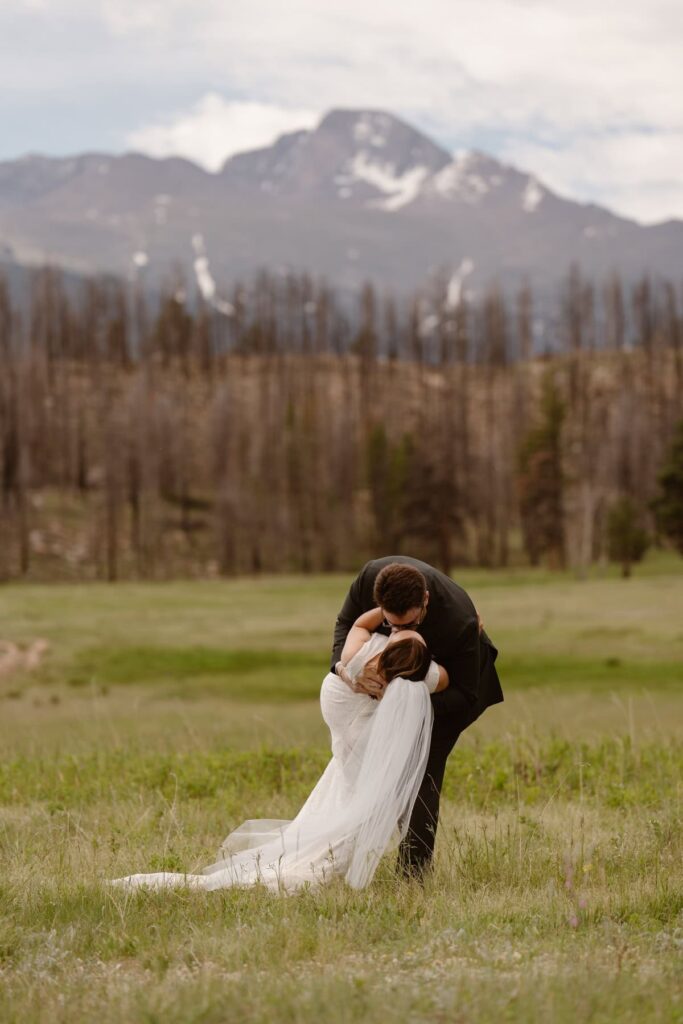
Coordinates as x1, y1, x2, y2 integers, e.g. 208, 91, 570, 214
0, 555, 682, 1022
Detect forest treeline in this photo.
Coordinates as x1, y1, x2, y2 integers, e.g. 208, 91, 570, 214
0, 265, 682, 580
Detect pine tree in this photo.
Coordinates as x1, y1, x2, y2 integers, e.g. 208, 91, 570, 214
402, 455, 462, 574
366, 425, 412, 552
652, 420, 683, 554
607, 497, 649, 577
517, 374, 566, 567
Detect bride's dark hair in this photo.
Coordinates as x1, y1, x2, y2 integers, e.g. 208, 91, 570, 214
377, 636, 432, 683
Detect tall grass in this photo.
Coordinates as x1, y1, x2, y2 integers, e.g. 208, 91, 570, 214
1, 568, 681, 1021
0, 736, 680, 1022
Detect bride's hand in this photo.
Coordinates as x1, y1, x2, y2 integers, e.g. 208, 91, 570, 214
354, 665, 386, 699
335, 661, 356, 690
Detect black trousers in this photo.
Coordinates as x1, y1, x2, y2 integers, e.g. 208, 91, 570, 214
397, 660, 492, 876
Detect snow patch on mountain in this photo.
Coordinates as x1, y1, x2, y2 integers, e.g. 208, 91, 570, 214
192, 233, 216, 298
432, 153, 500, 204
446, 258, 475, 307
191, 233, 234, 315
195, 257, 214, 295
522, 177, 544, 213
353, 113, 391, 148
343, 152, 430, 211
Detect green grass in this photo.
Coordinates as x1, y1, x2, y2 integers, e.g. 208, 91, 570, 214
0, 757, 680, 1023
50, 644, 683, 698
1, 737, 680, 815
499, 653, 683, 690
2, 552, 682, 704
63, 645, 328, 700
0, 559, 682, 1022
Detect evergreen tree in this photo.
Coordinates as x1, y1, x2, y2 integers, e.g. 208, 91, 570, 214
366, 425, 412, 552
402, 454, 462, 574
517, 374, 565, 567
607, 497, 649, 577
652, 420, 683, 554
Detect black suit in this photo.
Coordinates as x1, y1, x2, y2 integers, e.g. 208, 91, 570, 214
331, 555, 503, 875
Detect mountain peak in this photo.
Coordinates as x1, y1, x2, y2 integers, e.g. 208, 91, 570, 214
317, 108, 451, 168
221, 107, 451, 206
2, 106, 678, 302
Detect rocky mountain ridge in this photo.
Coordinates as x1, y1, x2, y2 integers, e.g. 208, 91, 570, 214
1, 109, 681, 307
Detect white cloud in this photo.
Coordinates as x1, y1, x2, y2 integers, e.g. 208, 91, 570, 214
101, 0, 190, 36
503, 131, 683, 223
120, 0, 683, 221
125, 95, 320, 171
3, 0, 683, 221
136, 1, 683, 134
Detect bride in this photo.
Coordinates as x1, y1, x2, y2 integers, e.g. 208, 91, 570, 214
110, 608, 446, 892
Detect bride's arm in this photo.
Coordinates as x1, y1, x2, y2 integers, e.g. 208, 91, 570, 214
376, 658, 448, 700
430, 662, 450, 692
339, 607, 384, 665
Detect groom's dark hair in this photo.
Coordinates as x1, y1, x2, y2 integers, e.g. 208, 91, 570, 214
373, 563, 427, 615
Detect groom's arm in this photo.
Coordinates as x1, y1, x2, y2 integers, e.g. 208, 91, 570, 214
330, 563, 371, 672
440, 615, 481, 706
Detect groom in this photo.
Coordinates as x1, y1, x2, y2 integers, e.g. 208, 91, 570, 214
331, 555, 503, 878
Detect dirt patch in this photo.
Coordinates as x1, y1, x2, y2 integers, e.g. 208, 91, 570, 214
0, 639, 50, 678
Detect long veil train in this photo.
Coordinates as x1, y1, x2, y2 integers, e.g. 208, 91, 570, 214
110, 642, 433, 892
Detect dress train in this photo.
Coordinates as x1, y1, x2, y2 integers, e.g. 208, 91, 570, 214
110, 635, 433, 892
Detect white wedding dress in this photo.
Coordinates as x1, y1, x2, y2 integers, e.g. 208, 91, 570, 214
110, 633, 434, 892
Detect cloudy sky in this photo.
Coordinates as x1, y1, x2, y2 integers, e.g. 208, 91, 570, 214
3, 0, 682, 223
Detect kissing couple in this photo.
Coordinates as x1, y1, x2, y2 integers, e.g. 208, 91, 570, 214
111, 556, 502, 891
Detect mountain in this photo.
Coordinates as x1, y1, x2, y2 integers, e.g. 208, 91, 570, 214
221, 110, 452, 204
1, 108, 682, 307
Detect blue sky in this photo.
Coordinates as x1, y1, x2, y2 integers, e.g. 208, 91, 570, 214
3, 0, 682, 223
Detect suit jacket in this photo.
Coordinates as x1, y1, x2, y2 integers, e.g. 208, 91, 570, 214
331, 555, 503, 715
